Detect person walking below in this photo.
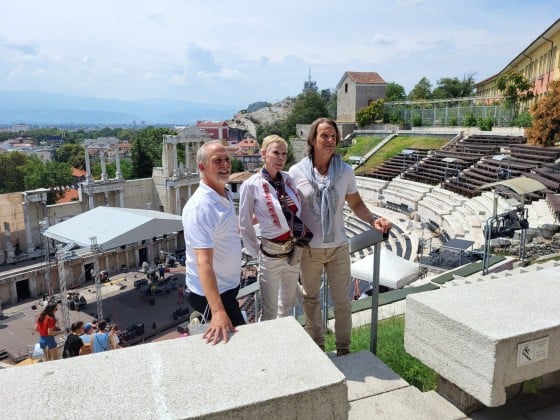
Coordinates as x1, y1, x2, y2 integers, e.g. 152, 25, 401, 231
62, 321, 85, 358
35, 303, 63, 361
239, 135, 312, 320
91, 320, 111, 353
289, 117, 392, 356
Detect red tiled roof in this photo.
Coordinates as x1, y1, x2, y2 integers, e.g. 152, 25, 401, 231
345, 71, 386, 84
72, 167, 86, 177
56, 188, 79, 204
196, 121, 228, 128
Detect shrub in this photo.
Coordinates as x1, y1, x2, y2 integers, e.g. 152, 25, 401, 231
448, 116, 457, 126
478, 116, 494, 131
514, 112, 532, 128
412, 115, 422, 127
464, 113, 477, 127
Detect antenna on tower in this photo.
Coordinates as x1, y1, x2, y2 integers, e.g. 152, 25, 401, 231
303, 67, 317, 92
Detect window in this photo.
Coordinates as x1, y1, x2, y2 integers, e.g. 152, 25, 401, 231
345, 83, 348, 93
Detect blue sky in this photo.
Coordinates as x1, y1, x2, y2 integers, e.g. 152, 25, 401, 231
1, 1, 558, 108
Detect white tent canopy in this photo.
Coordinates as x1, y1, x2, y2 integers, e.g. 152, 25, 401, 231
43, 206, 183, 251
351, 248, 419, 289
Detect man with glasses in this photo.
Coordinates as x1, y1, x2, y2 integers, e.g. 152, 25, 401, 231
182, 140, 245, 345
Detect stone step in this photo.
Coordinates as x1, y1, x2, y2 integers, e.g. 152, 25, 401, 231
331, 351, 465, 419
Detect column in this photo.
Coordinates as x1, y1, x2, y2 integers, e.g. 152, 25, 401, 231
88, 184, 95, 210
185, 143, 190, 173
29, 276, 38, 298
85, 147, 93, 183
114, 144, 122, 179
22, 201, 34, 254
172, 143, 178, 177
119, 190, 124, 208
100, 148, 108, 181
175, 187, 181, 215
10, 281, 17, 301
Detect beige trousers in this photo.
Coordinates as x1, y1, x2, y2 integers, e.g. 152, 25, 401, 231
299, 244, 351, 351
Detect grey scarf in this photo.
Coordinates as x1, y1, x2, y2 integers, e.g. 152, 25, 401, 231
300, 155, 344, 243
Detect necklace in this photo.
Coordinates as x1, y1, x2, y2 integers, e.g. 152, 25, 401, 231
316, 166, 329, 176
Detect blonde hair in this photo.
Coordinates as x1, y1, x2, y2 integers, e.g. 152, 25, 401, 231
261, 135, 288, 152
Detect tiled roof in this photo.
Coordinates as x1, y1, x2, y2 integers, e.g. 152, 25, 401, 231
345, 71, 386, 84
336, 71, 386, 90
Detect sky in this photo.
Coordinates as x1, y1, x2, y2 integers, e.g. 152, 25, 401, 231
2, 1, 559, 109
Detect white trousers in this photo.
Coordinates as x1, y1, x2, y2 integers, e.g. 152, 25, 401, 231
258, 251, 300, 320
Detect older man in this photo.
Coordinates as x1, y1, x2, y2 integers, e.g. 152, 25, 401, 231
182, 140, 245, 345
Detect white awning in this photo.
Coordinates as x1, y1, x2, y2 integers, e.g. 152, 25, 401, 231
43, 206, 183, 251
351, 248, 419, 289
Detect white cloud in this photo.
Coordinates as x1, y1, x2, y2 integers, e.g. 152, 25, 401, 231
0, 0, 558, 106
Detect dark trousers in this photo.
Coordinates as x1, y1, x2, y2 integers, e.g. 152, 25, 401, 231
186, 286, 246, 327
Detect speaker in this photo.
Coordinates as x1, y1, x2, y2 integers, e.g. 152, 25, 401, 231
134, 323, 144, 336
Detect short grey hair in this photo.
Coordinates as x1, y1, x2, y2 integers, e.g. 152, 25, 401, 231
197, 140, 224, 164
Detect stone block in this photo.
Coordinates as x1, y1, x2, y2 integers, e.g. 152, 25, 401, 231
405, 267, 560, 407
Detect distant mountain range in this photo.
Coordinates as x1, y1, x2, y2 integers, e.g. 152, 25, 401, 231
0, 90, 241, 126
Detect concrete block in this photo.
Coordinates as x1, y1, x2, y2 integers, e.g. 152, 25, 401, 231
348, 386, 465, 420
331, 351, 408, 402
405, 267, 560, 407
0, 317, 348, 419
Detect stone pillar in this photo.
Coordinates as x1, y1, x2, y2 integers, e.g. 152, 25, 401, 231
172, 143, 178, 177
29, 276, 38, 298
175, 187, 181, 215
119, 190, 124, 208
114, 144, 122, 179
85, 148, 93, 183
100, 148, 108, 181
22, 201, 34, 254
10, 281, 17, 302
185, 143, 190, 173
88, 184, 95, 210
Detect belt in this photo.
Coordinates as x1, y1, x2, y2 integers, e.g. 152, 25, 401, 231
260, 245, 292, 259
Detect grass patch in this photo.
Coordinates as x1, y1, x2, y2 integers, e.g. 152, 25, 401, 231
325, 315, 438, 392
339, 136, 384, 160
364, 136, 448, 170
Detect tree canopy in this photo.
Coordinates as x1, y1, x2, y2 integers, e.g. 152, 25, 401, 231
526, 80, 560, 147
495, 70, 534, 121
432, 74, 476, 99
385, 82, 406, 101
408, 77, 433, 100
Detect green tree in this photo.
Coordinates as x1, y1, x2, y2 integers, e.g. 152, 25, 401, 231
0, 152, 29, 193
385, 82, 406, 101
408, 77, 433, 100
356, 99, 385, 127
527, 80, 560, 146
130, 127, 175, 178
320, 89, 337, 118
284, 90, 330, 137
23, 157, 74, 203
230, 158, 245, 173
432, 74, 475, 99
55, 143, 86, 169
495, 70, 534, 121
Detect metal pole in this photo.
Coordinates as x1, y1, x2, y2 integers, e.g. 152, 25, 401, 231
90, 237, 104, 321
56, 246, 71, 333
322, 267, 328, 331
370, 242, 381, 354
482, 218, 492, 275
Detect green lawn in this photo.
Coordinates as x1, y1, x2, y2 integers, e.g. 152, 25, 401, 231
325, 316, 438, 392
